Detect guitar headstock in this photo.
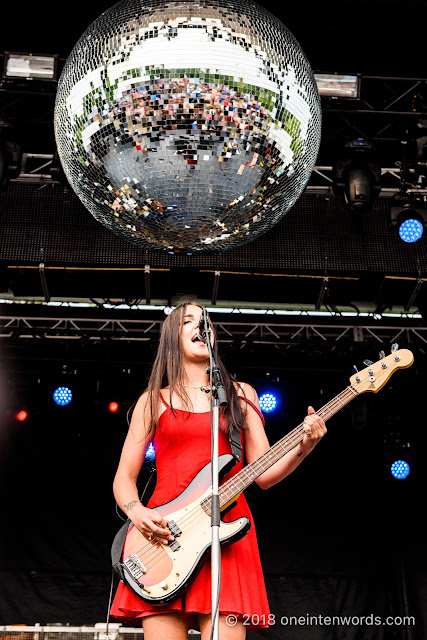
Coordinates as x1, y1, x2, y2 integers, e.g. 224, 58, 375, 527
349, 349, 414, 394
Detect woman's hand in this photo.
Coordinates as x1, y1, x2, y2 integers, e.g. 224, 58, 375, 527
126, 501, 174, 545
300, 405, 327, 454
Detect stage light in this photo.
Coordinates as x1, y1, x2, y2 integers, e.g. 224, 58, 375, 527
399, 219, 423, 243
390, 195, 427, 243
332, 138, 381, 211
259, 393, 278, 413
53, 386, 72, 406
314, 73, 360, 99
15, 410, 28, 422
390, 459, 410, 480
109, 401, 119, 413
3, 52, 58, 82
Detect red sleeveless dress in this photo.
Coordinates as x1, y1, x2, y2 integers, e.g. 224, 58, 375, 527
110, 396, 271, 630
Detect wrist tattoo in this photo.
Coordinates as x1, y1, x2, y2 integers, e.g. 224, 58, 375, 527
123, 499, 140, 512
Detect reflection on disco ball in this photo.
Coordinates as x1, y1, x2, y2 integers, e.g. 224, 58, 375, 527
54, 0, 321, 252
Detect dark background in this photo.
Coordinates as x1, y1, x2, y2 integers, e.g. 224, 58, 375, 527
1, 1, 427, 639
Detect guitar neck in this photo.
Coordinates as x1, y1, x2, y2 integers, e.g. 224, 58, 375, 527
217, 385, 358, 508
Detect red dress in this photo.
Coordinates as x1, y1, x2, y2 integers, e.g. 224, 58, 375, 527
110, 396, 271, 630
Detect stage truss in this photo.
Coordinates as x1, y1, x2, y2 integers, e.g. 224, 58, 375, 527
0, 305, 425, 350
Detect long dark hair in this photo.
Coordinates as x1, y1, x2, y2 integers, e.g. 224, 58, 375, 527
143, 300, 247, 436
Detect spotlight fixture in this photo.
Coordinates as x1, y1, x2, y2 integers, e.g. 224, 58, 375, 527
259, 393, 278, 413
314, 73, 360, 99
390, 194, 427, 243
332, 138, 381, 211
2, 52, 58, 82
390, 459, 411, 480
53, 386, 73, 406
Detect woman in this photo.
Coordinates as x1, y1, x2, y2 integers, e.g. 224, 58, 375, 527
110, 301, 326, 639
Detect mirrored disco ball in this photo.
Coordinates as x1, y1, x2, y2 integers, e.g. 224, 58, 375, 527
54, 0, 321, 252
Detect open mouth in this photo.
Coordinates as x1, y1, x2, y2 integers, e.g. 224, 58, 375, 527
191, 335, 201, 343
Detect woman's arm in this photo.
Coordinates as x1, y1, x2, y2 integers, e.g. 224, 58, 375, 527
113, 392, 173, 544
242, 385, 327, 490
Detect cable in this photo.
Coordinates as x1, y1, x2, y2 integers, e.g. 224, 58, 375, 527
105, 567, 116, 640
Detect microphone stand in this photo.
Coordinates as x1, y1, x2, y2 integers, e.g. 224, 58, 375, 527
202, 308, 227, 640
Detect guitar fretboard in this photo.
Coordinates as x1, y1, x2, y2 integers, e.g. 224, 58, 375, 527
201, 385, 358, 515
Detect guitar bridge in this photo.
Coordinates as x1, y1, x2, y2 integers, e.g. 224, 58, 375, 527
123, 553, 147, 579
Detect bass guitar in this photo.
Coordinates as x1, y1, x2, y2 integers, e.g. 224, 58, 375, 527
116, 347, 413, 604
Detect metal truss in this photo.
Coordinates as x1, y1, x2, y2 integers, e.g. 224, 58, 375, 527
307, 166, 427, 195
1, 307, 426, 349
321, 74, 427, 130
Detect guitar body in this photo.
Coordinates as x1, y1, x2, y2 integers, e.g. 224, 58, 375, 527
121, 453, 251, 605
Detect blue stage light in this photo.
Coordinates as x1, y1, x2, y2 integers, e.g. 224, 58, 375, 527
53, 386, 72, 406
398, 219, 424, 243
390, 459, 410, 480
259, 392, 278, 413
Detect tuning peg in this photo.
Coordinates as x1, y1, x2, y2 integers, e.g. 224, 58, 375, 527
391, 343, 399, 353
363, 359, 374, 366
379, 350, 386, 359
353, 365, 358, 373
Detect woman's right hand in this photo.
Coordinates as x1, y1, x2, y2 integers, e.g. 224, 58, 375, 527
128, 502, 174, 545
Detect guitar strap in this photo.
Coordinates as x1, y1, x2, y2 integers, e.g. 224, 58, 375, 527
111, 519, 130, 582
228, 426, 242, 462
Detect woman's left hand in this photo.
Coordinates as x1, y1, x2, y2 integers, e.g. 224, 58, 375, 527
300, 405, 327, 454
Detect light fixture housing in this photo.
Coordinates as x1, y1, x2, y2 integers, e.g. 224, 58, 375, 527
314, 72, 360, 99
390, 194, 427, 243
333, 139, 382, 211
3, 52, 58, 82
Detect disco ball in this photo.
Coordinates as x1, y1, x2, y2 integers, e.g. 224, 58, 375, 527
54, 0, 321, 252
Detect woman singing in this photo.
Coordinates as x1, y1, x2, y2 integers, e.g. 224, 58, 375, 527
110, 301, 326, 639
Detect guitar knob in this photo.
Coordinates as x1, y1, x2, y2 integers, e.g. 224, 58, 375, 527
160, 581, 168, 590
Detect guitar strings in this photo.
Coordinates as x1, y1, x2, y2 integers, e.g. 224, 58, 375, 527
128, 387, 358, 574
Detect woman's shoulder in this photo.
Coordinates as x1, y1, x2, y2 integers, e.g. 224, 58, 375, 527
133, 388, 164, 414
233, 380, 258, 402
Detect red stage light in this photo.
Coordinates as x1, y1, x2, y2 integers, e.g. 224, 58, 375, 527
109, 401, 119, 413
16, 410, 28, 422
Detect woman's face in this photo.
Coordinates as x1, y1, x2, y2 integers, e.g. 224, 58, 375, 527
180, 304, 214, 362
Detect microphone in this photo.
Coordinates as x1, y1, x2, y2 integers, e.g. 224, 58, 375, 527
196, 314, 211, 343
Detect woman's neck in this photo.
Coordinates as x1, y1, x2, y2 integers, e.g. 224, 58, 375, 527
182, 361, 210, 387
